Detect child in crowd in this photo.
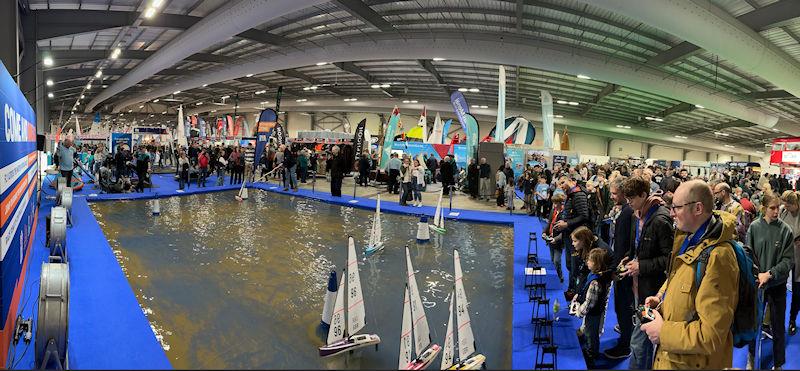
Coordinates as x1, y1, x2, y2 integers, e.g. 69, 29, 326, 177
523, 171, 535, 216
535, 175, 550, 217
572, 247, 612, 369
569, 226, 609, 295
496, 167, 507, 208
412, 159, 425, 207
544, 193, 566, 282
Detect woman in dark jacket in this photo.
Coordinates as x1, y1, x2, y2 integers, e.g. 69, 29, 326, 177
467, 158, 479, 199
358, 153, 370, 186
440, 156, 455, 195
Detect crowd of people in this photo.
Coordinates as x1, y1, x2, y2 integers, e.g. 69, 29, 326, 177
527, 160, 798, 370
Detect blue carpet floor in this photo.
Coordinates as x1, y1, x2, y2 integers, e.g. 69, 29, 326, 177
13, 171, 796, 369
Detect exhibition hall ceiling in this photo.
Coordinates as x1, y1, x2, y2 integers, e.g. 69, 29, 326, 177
26, 0, 800, 151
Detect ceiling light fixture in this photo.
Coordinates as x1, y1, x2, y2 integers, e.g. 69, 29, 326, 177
46, 79, 53, 86
568, 101, 579, 106
221, 95, 230, 99
576, 74, 591, 80
403, 100, 410, 104
674, 135, 688, 139
371, 84, 381, 89
202, 84, 208, 87
128, 109, 133, 113
725, 144, 736, 148
173, 90, 180, 94
260, 101, 269, 105
80, 94, 85, 99
211, 110, 217, 113
458, 88, 468, 92
624, 125, 631, 129
43, 56, 54, 67
471, 105, 480, 108
143, 7, 156, 18
153, 99, 159, 103
95, 70, 102, 78
245, 74, 254, 77
468, 88, 479, 93
47, 92, 53, 98
110, 48, 121, 59
380, 84, 391, 88
556, 100, 567, 104
195, 102, 203, 106
432, 57, 446, 61
296, 98, 307, 102
555, 115, 564, 118
139, 105, 144, 108
316, 62, 328, 66
86, 84, 91, 89
695, 104, 704, 109
616, 125, 625, 128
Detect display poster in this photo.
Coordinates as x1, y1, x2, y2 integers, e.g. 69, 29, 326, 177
391, 141, 467, 169
505, 146, 527, 178
110, 133, 132, 154
0, 61, 38, 339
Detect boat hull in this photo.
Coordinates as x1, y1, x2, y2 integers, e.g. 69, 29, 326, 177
403, 344, 441, 370
447, 354, 486, 370
365, 242, 384, 256
428, 225, 446, 234
318, 334, 381, 358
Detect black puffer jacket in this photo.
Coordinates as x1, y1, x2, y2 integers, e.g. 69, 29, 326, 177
635, 203, 674, 300
561, 186, 590, 240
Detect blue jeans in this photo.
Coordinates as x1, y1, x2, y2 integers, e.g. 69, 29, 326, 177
284, 165, 297, 189
582, 314, 602, 359
629, 314, 654, 369
412, 179, 422, 201
216, 168, 225, 186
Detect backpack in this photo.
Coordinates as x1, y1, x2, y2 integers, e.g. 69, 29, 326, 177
694, 240, 763, 348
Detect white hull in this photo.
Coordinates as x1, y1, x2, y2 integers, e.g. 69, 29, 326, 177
319, 334, 381, 357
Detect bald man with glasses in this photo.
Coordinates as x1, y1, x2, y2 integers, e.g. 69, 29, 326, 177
641, 180, 740, 369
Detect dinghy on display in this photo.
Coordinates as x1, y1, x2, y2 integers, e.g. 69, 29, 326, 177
399, 247, 441, 370
429, 189, 446, 234
365, 194, 384, 256
440, 250, 485, 370
319, 237, 381, 357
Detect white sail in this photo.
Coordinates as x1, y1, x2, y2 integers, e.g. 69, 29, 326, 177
347, 237, 366, 335
369, 195, 382, 246
418, 107, 428, 143
406, 247, 431, 357
454, 250, 476, 360
326, 271, 347, 345
433, 190, 443, 228
399, 285, 413, 369
440, 294, 455, 370
429, 113, 444, 144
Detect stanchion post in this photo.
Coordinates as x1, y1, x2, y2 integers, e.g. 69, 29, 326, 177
353, 171, 357, 199
449, 184, 453, 211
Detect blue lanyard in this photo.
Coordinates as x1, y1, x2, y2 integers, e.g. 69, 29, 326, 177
634, 205, 659, 251
679, 217, 711, 256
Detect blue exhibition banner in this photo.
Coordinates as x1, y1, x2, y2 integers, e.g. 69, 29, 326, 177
505, 146, 527, 178
110, 132, 132, 154
255, 109, 278, 165
391, 141, 467, 169
0, 61, 37, 332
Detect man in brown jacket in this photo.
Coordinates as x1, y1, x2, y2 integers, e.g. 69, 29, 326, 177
640, 180, 740, 369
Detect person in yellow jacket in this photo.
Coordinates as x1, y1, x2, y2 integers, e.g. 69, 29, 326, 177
640, 180, 740, 370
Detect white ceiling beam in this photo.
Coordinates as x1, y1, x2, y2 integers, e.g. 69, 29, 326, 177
110, 31, 782, 130
578, 0, 800, 99
86, 0, 327, 112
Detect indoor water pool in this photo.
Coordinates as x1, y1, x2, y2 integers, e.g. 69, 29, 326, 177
90, 190, 514, 369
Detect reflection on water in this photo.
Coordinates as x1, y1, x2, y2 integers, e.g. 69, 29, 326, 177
91, 190, 514, 369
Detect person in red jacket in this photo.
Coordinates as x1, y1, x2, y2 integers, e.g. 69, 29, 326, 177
198, 150, 209, 187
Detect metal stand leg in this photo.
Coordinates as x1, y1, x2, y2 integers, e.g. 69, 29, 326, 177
39, 338, 64, 370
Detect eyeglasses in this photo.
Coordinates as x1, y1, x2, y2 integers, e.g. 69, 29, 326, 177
669, 201, 701, 212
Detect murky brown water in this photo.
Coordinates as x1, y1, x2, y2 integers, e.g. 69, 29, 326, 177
90, 190, 514, 369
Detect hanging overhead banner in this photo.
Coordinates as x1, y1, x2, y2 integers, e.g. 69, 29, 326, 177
541, 90, 554, 150
0, 61, 37, 345
495, 66, 506, 143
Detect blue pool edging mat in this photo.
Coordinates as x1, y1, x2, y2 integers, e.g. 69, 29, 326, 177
12, 173, 590, 370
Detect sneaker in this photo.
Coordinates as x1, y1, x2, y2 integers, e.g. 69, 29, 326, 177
614, 324, 621, 335
417, 203, 423, 208
602, 346, 631, 360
